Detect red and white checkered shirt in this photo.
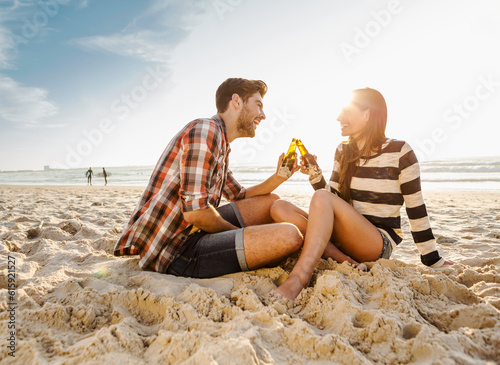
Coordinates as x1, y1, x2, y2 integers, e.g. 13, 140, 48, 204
114, 115, 246, 272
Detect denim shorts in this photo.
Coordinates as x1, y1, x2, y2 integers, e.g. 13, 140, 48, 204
378, 230, 393, 259
166, 202, 247, 278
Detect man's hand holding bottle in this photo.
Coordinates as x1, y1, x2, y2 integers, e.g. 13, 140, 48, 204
276, 138, 300, 180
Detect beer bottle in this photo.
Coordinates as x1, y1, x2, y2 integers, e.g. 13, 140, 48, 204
277, 138, 297, 179
297, 139, 326, 186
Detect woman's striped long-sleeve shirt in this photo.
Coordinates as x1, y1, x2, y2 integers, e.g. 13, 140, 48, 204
312, 139, 444, 267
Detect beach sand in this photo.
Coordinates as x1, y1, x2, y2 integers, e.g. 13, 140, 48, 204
0, 185, 499, 364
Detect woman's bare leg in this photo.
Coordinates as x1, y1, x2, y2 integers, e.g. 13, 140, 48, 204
323, 243, 359, 266
274, 189, 383, 300
270, 199, 309, 235
271, 198, 360, 265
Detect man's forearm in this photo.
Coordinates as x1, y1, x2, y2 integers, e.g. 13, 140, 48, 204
183, 206, 238, 233
245, 173, 286, 198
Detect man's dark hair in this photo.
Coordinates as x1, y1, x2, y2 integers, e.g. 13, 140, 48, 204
216, 78, 268, 113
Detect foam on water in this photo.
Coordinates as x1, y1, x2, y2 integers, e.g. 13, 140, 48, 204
1, 157, 499, 191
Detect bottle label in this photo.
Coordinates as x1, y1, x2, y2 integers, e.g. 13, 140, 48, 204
277, 166, 292, 179
308, 165, 322, 179
309, 173, 324, 184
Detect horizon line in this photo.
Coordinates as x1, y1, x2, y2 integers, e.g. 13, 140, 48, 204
1, 155, 500, 173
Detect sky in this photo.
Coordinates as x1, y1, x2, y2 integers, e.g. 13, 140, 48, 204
0, 0, 499, 171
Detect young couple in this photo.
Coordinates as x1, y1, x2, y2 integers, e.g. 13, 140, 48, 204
114, 78, 452, 301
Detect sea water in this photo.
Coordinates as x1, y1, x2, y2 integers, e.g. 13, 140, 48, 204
0, 158, 499, 191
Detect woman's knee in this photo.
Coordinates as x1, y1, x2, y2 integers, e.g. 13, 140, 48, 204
268, 193, 280, 202
312, 188, 332, 200
270, 199, 290, 221
259, 193, 280, 213
278, 222, 303, 251
310, 189, 335, 209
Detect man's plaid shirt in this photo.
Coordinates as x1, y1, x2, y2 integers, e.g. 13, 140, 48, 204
114, 115, 246, 272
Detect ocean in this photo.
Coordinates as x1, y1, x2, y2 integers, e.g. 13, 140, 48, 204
1, 158, 499, 191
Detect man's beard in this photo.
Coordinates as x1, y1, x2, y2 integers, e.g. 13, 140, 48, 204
236, 105, 256, 138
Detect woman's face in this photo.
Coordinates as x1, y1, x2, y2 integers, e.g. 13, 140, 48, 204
337, 101, 370, 139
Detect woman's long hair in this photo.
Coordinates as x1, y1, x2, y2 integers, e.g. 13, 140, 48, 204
338, 88, 388, 203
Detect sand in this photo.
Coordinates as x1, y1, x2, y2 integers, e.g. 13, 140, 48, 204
0, 185, 499, 364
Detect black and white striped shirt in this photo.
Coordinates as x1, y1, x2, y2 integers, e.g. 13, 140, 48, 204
313, 139, 443, 267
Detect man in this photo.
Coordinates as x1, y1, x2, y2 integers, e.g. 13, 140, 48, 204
102, 167, 108, 186
114, 78, 303, 278
86, 167, 93, 186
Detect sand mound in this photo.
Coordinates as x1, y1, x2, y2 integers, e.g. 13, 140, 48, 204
1, 186, 499, 364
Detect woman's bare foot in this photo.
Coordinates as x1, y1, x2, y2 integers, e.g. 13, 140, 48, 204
323, 242, 359, 266
274, 275, 308, 300
353, 263, 368, 272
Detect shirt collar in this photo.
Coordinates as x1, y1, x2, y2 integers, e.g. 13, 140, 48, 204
212, 114, 229, 147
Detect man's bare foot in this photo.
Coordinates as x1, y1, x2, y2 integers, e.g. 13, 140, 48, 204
274, 275, 307, 300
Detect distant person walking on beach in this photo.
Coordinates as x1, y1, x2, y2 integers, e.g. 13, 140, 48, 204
114, 78, 303, 278
271, 88, 453, 300
86, 167, 94, 186
102, 168, 108, 186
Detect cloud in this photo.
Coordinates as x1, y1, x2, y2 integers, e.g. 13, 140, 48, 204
130, 0, 209, 31
0, 0, 28, 13
0, 74, 59, 127
79, 0, 89, 9
0, 0, 84, 70
70, 30, 173, 63
0, 1, 45, 70
0, 25, 16, 69
70, 0, 210, 63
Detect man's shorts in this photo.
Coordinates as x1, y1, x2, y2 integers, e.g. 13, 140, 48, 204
378, 230, 393, 260
166, 202, 247, 278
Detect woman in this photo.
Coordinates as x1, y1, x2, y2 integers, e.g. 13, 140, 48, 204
271, 87, 452, 300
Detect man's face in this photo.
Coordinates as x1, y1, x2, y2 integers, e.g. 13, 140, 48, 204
236, 92, 266, 138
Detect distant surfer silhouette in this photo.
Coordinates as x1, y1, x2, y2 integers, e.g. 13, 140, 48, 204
86, 167, 93, 186
102, 167, 108, 186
